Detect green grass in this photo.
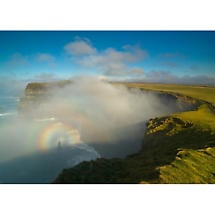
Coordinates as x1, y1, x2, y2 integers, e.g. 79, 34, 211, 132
154, 104, 215, 183
124, 83, 215, 105
131, 83, 215, 183
25, 80, 72, 94
54, 83, 215, 184
174, 104, 215, 131
159, 148, 215, 183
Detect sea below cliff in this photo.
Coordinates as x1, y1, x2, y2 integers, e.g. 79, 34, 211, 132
0, 93, 100, 183
0, 81, 197, 184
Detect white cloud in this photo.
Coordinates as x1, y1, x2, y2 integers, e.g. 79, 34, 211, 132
80, 46, 147, 68
37, 53, 55, 62
180, 75, 215, 85
90, 47, 146, 76
142, 70, 215, 85
66, 40, 148, 77
123, 45, 148, 61
32, 72, 58, 82
129, 67, 145, 75
64, 40, 97, 56
145, 70, 177, 83
7, 53, 28, 66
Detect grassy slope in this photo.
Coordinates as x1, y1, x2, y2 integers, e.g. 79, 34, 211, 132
126, 83, 215, 183
125, 83, 215, 105
158, 104, 215, 183
54, 84, 215, 184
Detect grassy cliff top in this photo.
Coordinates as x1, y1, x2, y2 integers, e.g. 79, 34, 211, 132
54, 83, 215, 184
123, 83, 215, 105
25, 80, 72, 93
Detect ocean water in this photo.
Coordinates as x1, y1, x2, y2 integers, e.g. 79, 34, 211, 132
0, 96, 18, 118
0, 95, 100, 183
0, 89, 196, 183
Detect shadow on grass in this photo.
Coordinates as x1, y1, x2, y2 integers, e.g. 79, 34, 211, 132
54, 117, 215, 184
125, 117, 215, 183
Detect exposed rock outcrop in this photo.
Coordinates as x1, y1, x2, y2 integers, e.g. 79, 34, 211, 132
18, 80, 72, 115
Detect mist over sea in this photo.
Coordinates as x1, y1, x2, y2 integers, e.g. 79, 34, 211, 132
0, 78, 195, 184
0, 92, 100, 183
0, 96, 18, 119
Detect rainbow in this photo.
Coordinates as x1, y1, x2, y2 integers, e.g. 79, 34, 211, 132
38, 122, 81, 151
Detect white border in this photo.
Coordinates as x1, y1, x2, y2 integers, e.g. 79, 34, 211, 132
0, 184, 214, 215
0, 0, 214, 30
0, 1, 214, 214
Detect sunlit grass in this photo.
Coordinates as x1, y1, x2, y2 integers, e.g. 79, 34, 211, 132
131, 83, 215, 183
54, 83, 215, 184
159, 148, 215, 183
174, 104, 215, 132
124, 83, 215, 105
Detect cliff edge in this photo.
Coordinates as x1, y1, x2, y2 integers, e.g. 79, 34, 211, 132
18, 80, 72, 115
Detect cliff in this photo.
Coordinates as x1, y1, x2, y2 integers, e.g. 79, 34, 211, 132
53, 103, 215, 184
18, 81, 215, 183
18, 80, 198, 116
53, 84, 215, 184
18, 80, 72, 115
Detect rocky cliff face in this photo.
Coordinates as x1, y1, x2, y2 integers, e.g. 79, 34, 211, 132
19, 81, 198, 115
53, 104, 215, 184
51, 87, 202, 184
18, 81, 204, 184
18, 80, 72, 115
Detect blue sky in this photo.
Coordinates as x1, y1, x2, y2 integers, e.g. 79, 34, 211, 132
0, 31, 215, 84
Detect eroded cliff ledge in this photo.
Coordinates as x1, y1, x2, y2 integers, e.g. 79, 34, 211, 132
18, 80, 72, 115
18, 81, 214, 184
18, 80, 199, 116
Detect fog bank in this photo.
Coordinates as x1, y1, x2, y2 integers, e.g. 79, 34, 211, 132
0, 77, 192, 183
